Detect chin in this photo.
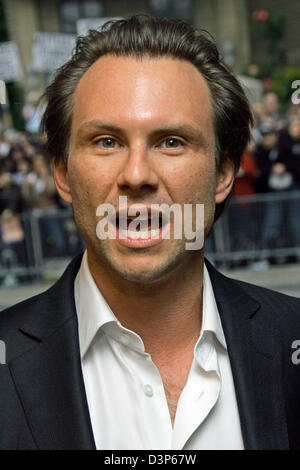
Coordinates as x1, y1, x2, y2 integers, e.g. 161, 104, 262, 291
98, 244, 186, 285
101, 257, 167, 283
115, 269, 163, 284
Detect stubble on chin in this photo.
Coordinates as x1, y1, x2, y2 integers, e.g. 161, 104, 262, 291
88, 238, 189, 285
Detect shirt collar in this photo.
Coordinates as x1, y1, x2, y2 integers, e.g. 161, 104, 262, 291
75, 251, 227, 359
75, 251, 118, 358
202, 263, 227, 351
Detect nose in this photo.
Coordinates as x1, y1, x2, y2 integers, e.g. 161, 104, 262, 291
117, 145, 159, 194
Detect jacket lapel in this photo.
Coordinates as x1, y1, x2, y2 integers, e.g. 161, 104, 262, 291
8, 254, 96, 450
205, 259, 289, 450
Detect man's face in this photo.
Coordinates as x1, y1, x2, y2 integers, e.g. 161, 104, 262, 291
289, 120, 300, 140
262, 132, 278, 149
264, 93, 280, 114
54, 55, 233, 283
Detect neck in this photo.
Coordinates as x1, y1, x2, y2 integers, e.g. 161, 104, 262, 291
86, 248, 204, 356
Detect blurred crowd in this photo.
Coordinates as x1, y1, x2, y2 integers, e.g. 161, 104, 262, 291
0, 117, 81, 283
234, 92, 300, 199
230, 92, 300, 261
0, 90, 300, 281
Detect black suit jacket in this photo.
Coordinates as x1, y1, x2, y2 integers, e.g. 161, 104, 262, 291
1, 253, 300, 450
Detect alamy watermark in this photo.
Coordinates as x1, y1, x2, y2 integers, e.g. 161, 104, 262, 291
291, 340, 300, 365
291, 80, 300, 105
95, 196, 204, 250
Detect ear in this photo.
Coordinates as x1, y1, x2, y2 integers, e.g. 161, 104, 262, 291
53, 159, 72, 204
215, 159, 235, 204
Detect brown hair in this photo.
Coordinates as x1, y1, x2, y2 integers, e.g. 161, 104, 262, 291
41, 14, 253, 220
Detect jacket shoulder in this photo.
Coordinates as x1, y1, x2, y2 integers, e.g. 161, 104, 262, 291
224, 273, 300, 332
233, 275, 300, 304
0, 254, 83, 360
0, 289, 51, 329
205, 258, 300, 325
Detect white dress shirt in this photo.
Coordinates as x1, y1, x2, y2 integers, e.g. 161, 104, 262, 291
75, 251, 244, 450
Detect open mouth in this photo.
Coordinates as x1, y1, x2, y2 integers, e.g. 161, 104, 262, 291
106, 209, 169, 242
115, 212, 167, 240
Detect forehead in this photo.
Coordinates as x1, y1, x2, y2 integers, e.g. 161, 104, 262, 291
72, 55, 213, 136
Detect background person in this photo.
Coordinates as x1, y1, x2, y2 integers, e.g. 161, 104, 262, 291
23, 152, 66, 257
254, 122, 295, 253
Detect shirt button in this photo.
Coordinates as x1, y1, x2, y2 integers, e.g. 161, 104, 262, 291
143, 384, 154, 397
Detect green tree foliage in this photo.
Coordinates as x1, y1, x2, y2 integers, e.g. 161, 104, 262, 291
271, 67, 300, 102
251, 10, 287, 78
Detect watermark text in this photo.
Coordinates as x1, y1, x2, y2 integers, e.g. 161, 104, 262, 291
96, 196, 204, 250
291, 80, 300, 105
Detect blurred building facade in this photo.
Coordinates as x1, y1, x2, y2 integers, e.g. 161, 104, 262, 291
2, 0, 251, 95
0, 0, 299, 106
249, 0, 300, 68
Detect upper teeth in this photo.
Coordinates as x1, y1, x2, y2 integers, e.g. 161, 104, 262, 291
120, 228, 160, 239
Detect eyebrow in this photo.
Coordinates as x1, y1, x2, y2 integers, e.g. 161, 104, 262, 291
76, 119, 210, 150
77, 120, 126, 137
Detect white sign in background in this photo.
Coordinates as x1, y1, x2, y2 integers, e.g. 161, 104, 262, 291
31, 32, 76, 72
0, 19, 124, 80
0, 41, 23, 82
0, 80, 6, 104
31, 19, 122, 73
76, 17, 122, 36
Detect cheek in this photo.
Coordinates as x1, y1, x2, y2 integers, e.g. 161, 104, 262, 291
174, 159, 216, 204
158, 152, 215, 197
68, 156, 113, 209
